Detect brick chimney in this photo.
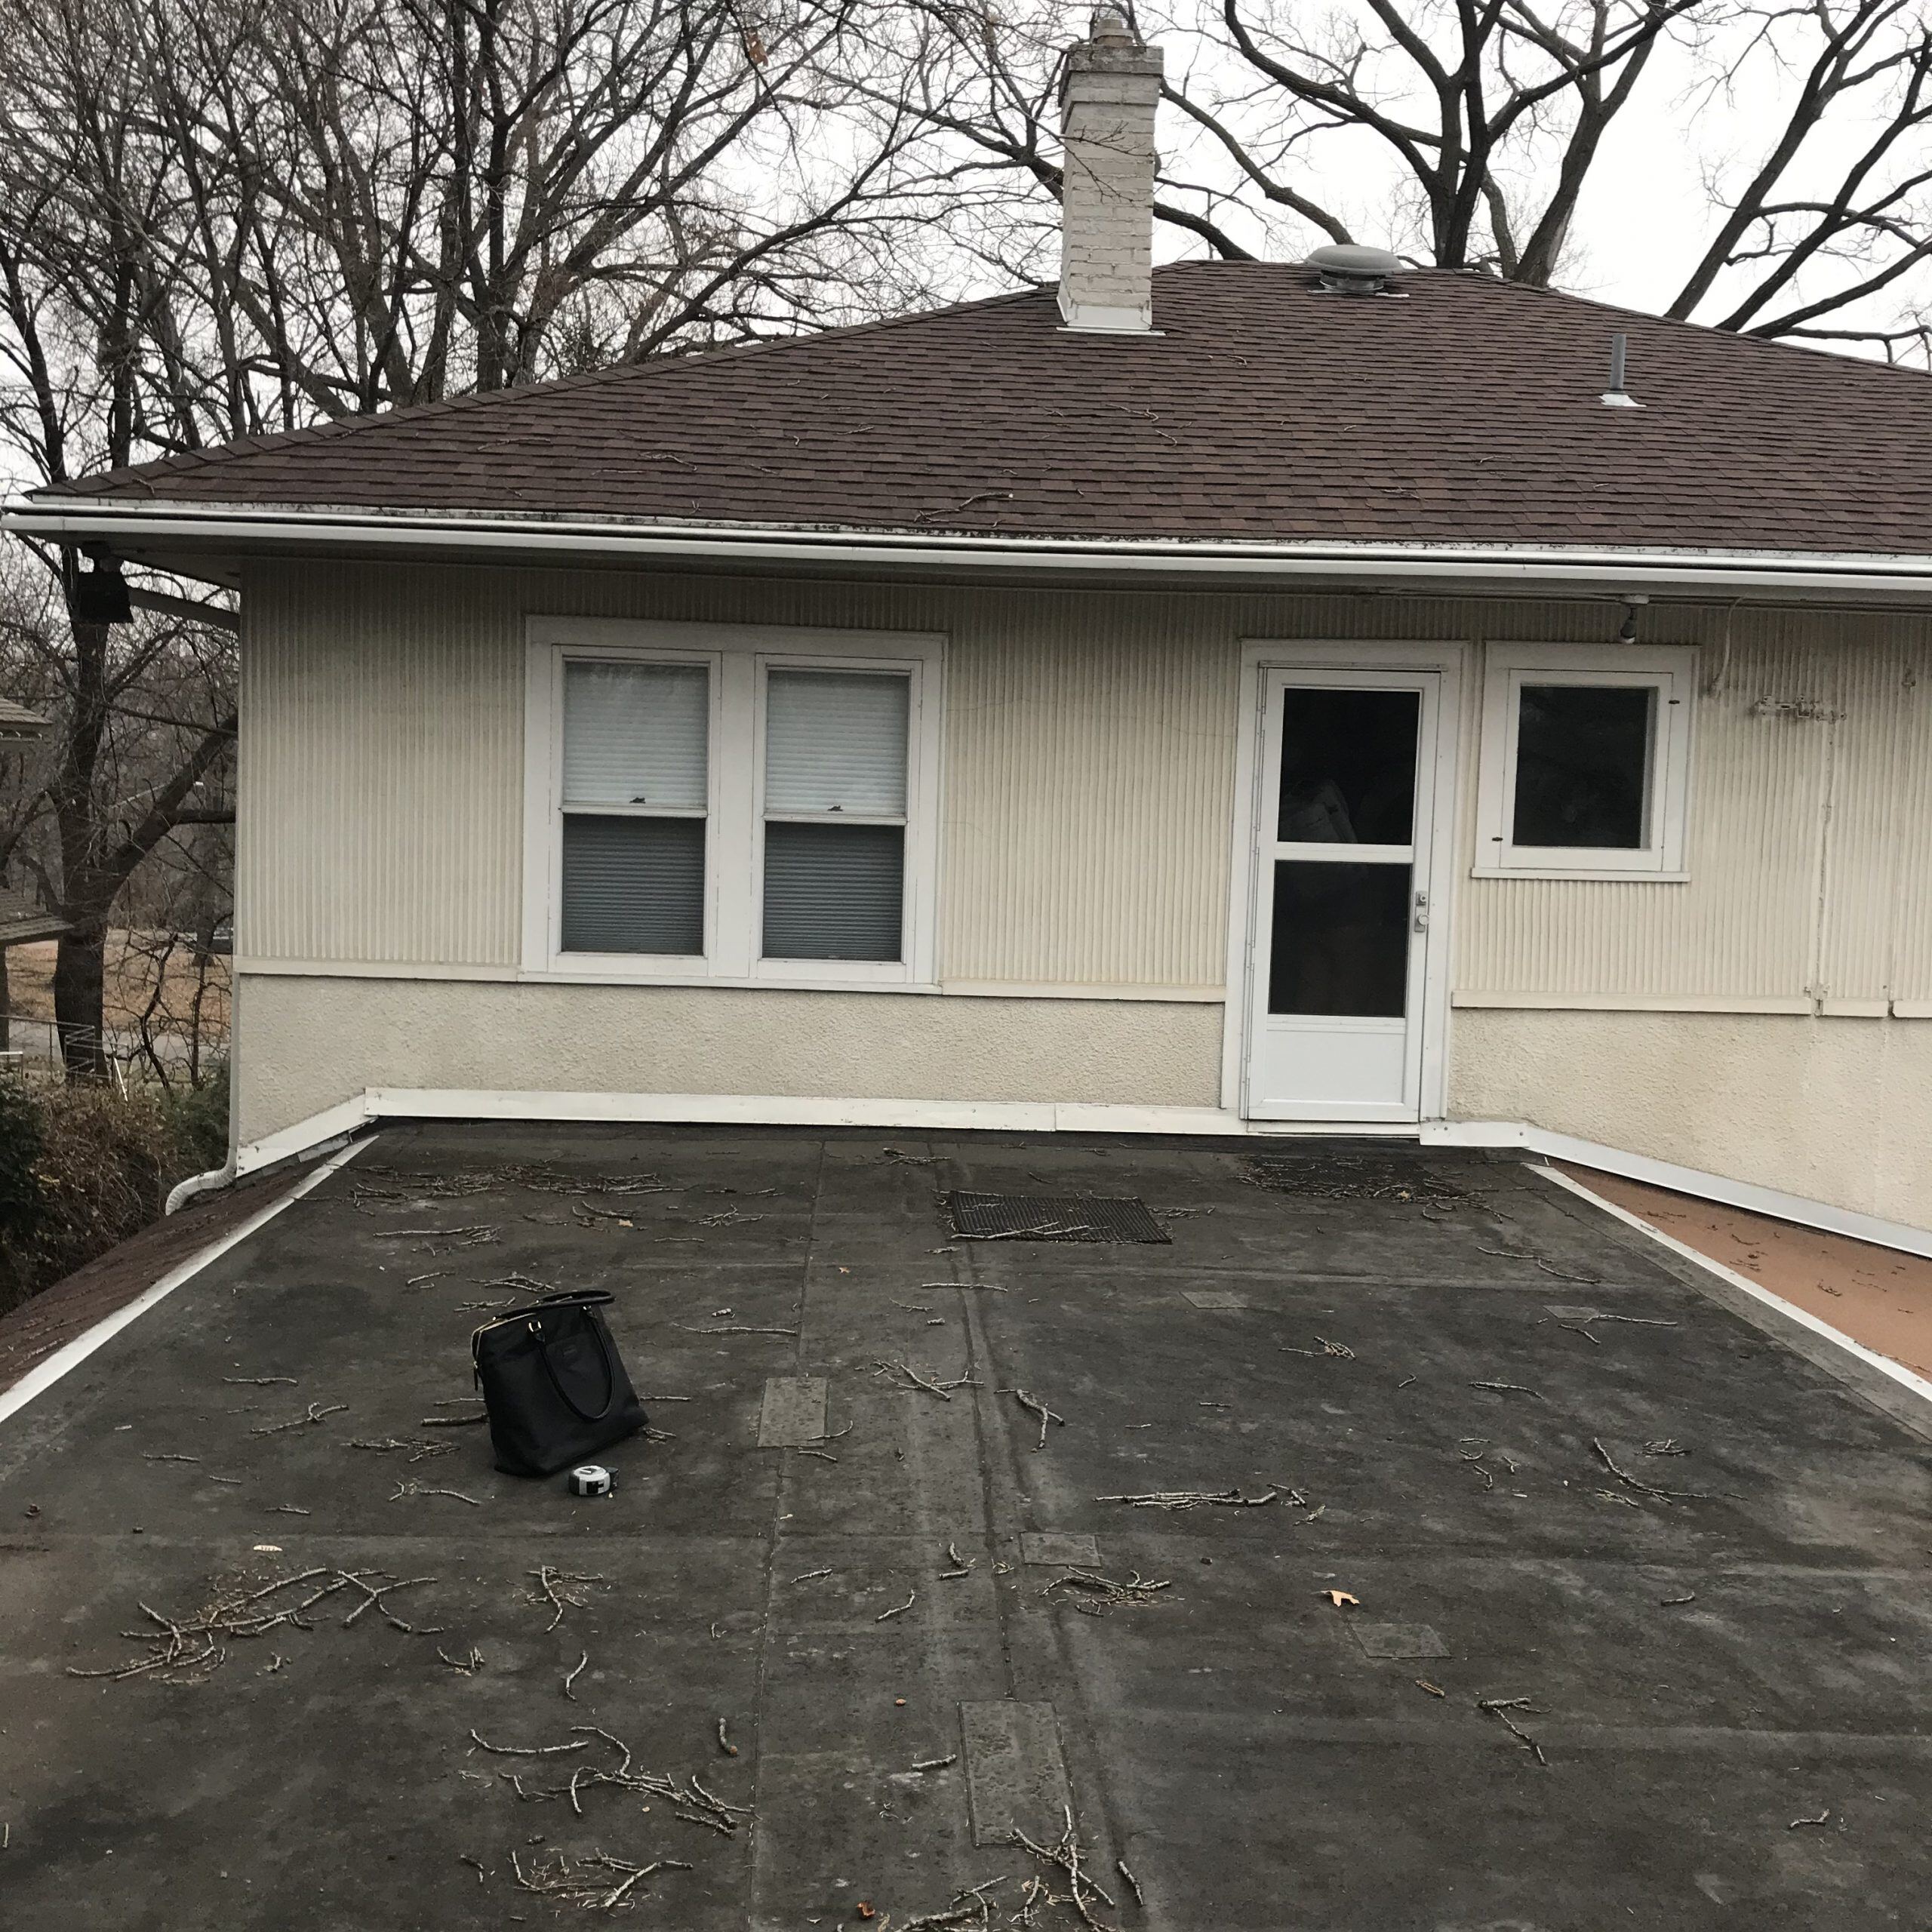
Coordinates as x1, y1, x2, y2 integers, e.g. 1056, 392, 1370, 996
1057, 5, 1164, 334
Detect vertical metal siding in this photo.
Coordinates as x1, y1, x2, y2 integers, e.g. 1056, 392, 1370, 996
239, 561, 1932, 1006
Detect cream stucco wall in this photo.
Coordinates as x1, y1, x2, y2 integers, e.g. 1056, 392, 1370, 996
236, 977, 1223, 1140
232, 556, 1932, 1234
1450, 1008, 1932, 1231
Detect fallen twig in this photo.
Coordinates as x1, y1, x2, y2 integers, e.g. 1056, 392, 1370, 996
912, 1753, 958, 1772
940, 1541, 974, 1579
1789, 1807, 1831, 1829
564, 1651, 588, 1701
1470, 1381, 1543, 1398
877, 1589, 917, 1623
1477, 1695, 1547, 1765
1011, 1386, 1066, 1451
389, 1480, 481, 1506
528, 1565, 609, 1632
673, 1323, 799, 1337
222, 1376, 297, 1386
717, 1716, 738, 1757
1041, 1569, 1171, 1617
1592, 1438, 1710, 1505
875, 1358, 978, 1400
1096, 1487, 1277, 1510
509, 1846, 691, 1910
64, 1567, 439, 1681
251, 1401, 347, 1436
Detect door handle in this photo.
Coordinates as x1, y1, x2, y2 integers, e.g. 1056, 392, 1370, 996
1413, 890, 1429, 934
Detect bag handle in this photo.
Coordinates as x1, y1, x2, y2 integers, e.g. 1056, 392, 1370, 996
470, 1289, 617, 1383
538, 1311, 617, 1423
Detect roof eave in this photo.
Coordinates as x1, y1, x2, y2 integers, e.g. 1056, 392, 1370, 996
10, 495, 1932, 602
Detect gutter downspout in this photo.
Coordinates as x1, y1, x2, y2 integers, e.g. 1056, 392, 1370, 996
165, 970, 239, 1214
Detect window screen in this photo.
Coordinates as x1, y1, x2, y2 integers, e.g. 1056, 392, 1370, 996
1512, 683, 1655, 850
762, 669, 909, 961
560, 660, 709, 955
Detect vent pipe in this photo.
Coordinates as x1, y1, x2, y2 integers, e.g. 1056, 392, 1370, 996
1602, 333, 1642, 408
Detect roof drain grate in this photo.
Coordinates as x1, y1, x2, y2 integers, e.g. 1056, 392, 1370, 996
1243, 1155, 1466, 1203
945, 1191, 1171, 1244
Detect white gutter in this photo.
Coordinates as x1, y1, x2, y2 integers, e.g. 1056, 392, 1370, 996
10, 497, 1932, 598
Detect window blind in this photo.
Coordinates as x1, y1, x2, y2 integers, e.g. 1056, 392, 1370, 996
561, 816, 706, 955
762, 823, 904, 961
564, 661, 709, 808
764, 670, 908, 815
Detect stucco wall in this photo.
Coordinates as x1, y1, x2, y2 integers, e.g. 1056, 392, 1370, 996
1450, 1008, 1932, 1230
234, 974, 1223, 1140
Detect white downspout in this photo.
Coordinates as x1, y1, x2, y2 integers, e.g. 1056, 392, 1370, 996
165, 970, 239, 1214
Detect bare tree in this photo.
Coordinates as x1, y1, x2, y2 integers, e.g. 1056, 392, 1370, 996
875, 0, 1932, 359
0, 0, 960, 1072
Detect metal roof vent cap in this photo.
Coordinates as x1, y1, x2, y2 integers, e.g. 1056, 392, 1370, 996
1306, 244, 1405, 297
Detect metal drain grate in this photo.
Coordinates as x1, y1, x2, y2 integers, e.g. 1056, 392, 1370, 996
945, 1191, 1171, 1244
1243, 1154, 1465, 1203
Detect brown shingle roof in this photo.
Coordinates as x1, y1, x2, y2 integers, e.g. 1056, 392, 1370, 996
42, 263, 1932, 554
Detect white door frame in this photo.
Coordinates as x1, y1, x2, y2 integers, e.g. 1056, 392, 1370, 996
1219, 640, 1465, 1123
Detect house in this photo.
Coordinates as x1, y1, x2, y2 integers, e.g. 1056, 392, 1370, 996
6, 7, 1931, 1248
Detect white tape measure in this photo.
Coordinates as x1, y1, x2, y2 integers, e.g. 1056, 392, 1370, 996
569, 1464, 614, 1497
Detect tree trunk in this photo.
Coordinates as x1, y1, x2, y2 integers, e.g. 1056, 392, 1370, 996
0, 947, 9, 1054
53, 924, 107, 1079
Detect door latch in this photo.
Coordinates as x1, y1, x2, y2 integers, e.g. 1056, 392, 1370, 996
1413, 890, 1430, 934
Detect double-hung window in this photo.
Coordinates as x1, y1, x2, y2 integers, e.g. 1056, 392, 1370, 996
527, 621, 943, 984
1475, 643, 1696, 878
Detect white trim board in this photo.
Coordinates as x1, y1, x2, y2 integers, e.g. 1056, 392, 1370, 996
1534, 1163, 1932, 1412
19, 497, 1932, 600
0, 1137, 374, 1429
1427, 1118, 1932, 1261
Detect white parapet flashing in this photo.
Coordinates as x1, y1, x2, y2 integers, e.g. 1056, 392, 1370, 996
222, 1088, 1932, 1263
1426, 1118, 1932, 1260
0, 1137, 373, 1428
1534, 1162, 1932, 1413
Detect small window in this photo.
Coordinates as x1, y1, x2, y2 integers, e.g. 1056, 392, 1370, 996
761, 669, 909, 961
1476, 645, 1695, 878
560, 661, 709, 955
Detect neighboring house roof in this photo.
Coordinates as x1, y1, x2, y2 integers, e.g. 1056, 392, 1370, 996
0, 697, 49, 738
33, 263, 1932, 556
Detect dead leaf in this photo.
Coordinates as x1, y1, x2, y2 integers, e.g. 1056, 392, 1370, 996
1323, 1589, 1358, 1608
857, 1906, 877, 1921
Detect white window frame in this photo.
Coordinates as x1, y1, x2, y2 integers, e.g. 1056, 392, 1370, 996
524, 618, 946, 988
1475, 642, 1697, 880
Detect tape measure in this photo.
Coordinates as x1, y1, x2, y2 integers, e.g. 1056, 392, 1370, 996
568, 1464, 614, 1498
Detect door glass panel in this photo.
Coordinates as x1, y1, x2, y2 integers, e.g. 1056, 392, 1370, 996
1278, 689, 1420, 844
1268, 862, 1411, 1017
1512, 684, 1654, 848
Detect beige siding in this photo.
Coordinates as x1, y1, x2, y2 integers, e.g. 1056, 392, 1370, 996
243, 561, 1932, 1007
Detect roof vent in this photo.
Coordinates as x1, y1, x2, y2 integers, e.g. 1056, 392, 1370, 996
1306, 244, 1404, 296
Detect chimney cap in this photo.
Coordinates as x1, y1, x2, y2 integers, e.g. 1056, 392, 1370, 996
1065, 2, 1161, 82
1306, 244, 1404, 294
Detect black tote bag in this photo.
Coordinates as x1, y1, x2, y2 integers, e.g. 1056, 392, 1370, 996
471, 1290, 645, 1477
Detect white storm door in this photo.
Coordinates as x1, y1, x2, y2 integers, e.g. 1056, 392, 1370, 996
1244, 670, 1442, 1121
